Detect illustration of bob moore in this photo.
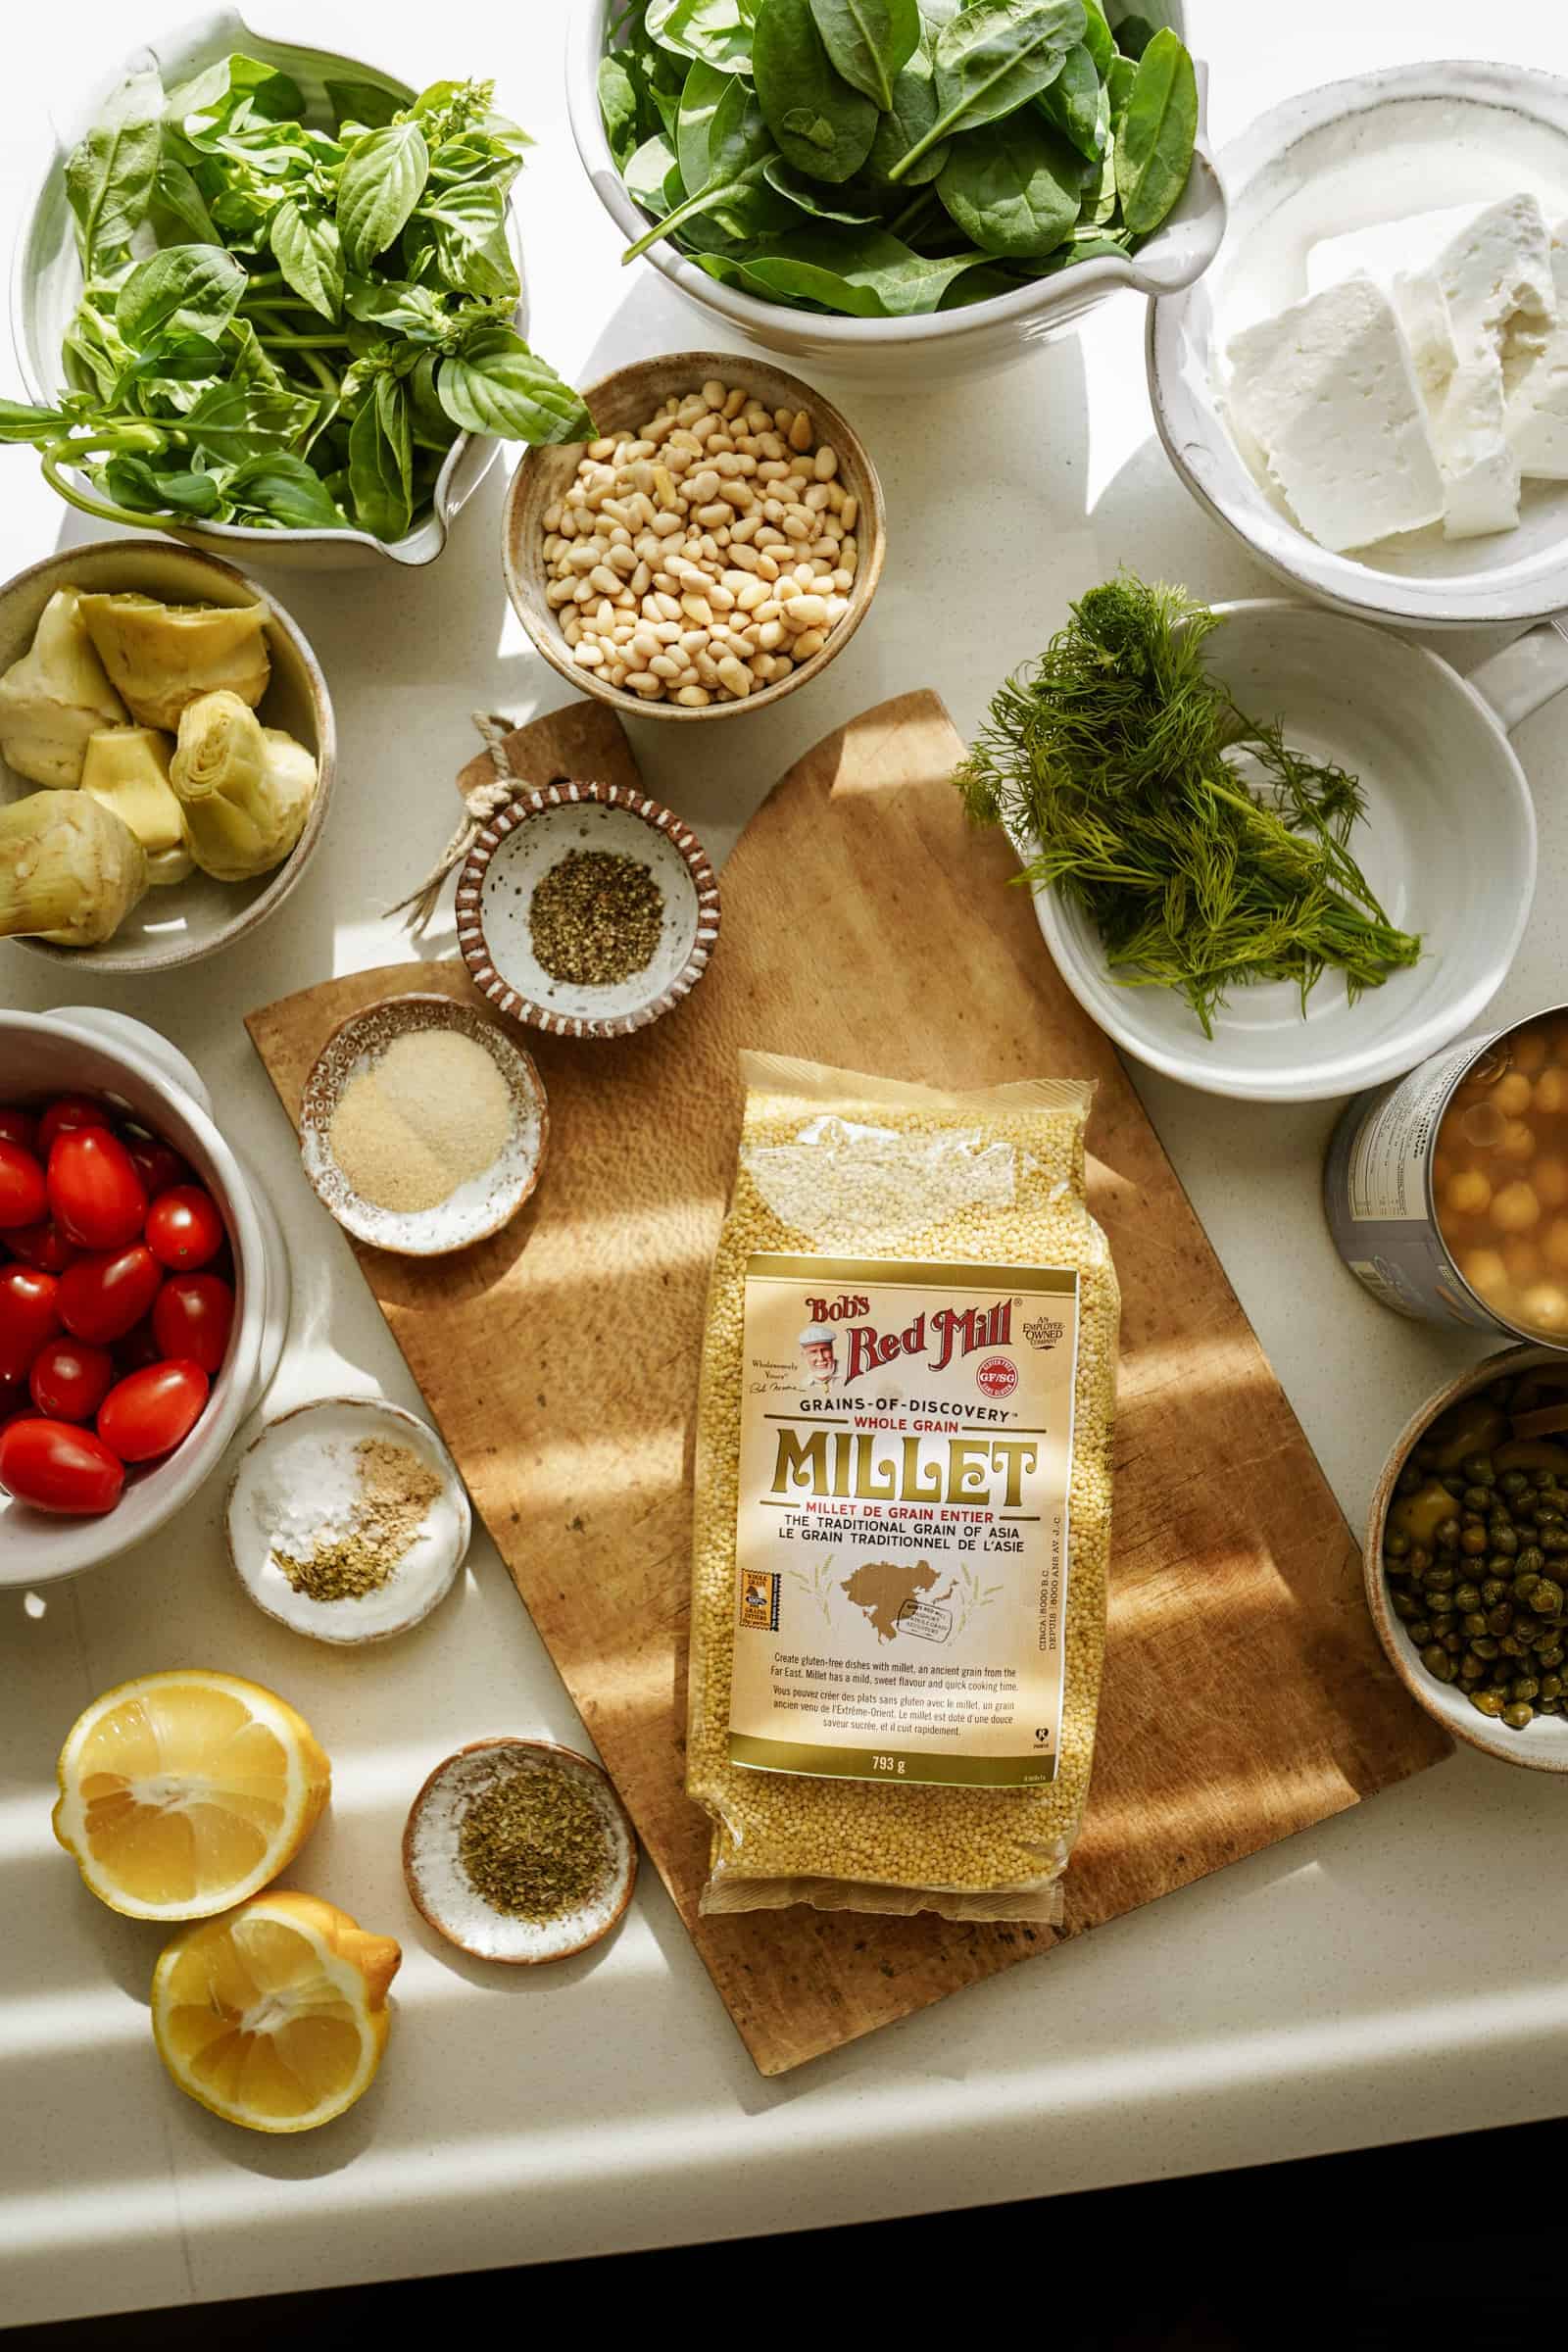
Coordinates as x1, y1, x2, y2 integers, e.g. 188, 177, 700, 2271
798, 1322, 842, 1392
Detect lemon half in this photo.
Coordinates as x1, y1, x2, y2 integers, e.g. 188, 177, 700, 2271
53, 1669, 330, 1921
153, 1889, 400, 2132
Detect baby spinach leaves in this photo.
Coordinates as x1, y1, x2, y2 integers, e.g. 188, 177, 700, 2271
605, 0, 1197, 314
754, 0, 879, 182
937, 114, 1081, 256
1114, 26, 1198, 236
4, 60, 592, 540
808, 0, 920, 110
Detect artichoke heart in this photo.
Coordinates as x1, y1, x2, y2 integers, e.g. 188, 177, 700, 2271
170, 690, 318, 882
0, 789, 148, 946
80, 726, 193, 888
78, 593, 271, 732
0, 589, 128, 788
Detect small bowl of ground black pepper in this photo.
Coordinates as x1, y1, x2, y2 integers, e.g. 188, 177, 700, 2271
456, 779, 719, 1040
226, 1396, 470, 1646
402, 1737, 637, 1964
300, 993, 549, 1255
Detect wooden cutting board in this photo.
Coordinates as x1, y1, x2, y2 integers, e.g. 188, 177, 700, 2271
247, 690, 1449, 2077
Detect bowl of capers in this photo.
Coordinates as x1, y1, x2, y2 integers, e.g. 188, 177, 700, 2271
1369, 1346, 1568, 1770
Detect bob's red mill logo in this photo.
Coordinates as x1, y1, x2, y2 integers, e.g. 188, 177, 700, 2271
801, 1292, 1013, 1388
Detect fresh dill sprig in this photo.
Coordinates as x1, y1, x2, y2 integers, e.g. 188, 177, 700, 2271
956, 574, 1422, 1039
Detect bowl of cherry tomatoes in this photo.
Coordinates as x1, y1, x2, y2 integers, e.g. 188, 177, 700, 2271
0, 1006, 285, 1584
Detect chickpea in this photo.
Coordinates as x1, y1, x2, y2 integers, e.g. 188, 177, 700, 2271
1498, 1118, 1537, 1163
1504, 1238, 1543, 1285
1460, 1247, 1510, 1299
1520, 1283, 1568, 1336
1492, 1181, 1543, 1234
1534, 1154, 1568, 1209
1494, 1070, 1536, 1116
1513, 1029, 1551, 1076
1446, 1168, 1494, 1218
1544, 1217, 1568, 1274
1537, 1068, 1568, 1115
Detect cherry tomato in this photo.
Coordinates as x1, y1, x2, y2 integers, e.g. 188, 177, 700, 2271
0, 1417, 123, 1515
144, 1186, 223, 1272
0, 1109, 37, 1152
4, 1220, 80, 1274
28, 1337, 116, 1423
0, 1267, 61, 1386
115, 1319, 165, 1374
97, 1358, 208, 1463
151, 1273, 234, 1375
0, 1141, 47, 1231
122, 1130, 190, 1200
58, 1244, 162, 1347
47, 1129, 148, 1252
37, 1096, 113, 1155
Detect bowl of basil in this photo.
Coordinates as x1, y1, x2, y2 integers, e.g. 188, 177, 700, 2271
571, 0, 1226, 384
4, 11, 594, 566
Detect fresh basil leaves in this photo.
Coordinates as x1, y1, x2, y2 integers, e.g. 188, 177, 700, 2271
3, 59, 593, 540
604, 0, 1199, 316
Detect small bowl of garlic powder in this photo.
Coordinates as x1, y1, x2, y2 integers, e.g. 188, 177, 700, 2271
226, 1395, 470, 1645
300, 993, 548, 1255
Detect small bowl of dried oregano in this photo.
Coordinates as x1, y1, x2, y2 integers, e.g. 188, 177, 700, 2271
456, 778, 721, 1040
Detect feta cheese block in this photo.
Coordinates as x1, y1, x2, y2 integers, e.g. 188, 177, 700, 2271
1507, 219, 1568, 477
1432, 192, 1554, 362
1307, 204, 1489, 300
1225, 275, 1446, 553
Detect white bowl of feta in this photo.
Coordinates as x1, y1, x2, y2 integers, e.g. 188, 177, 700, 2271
1149, 61, 1568, 628
1031, 599, 1553, 1103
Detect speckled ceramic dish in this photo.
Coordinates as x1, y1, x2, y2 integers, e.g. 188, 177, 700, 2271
402, 1737, 638, 1966
225, 1395, 470, 1646
502, 351, 885, 722
300, 994, 548, 1257
1366, 1345, 1568, 1773
456, 781, 719, 1039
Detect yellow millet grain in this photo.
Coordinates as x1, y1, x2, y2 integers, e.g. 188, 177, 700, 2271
688, 1057, 1121, 1922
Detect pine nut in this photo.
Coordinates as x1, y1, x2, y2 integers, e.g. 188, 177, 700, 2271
716, 654, 752, 696
676, 685, 711, 708
788, 410, 813, 451
793, 628, 826, 660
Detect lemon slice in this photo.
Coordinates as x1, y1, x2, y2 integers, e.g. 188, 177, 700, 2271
53, 1669, 330, 1921
152, 1889, 400, 2133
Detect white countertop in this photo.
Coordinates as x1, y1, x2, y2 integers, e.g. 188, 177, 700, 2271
5, 0, 1568, 2326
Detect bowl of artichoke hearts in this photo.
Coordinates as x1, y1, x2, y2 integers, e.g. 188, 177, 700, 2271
0, 537, 334, 973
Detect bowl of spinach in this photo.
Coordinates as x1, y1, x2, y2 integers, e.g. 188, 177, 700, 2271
571, 0, 1225, 383
4, 13, 594, 565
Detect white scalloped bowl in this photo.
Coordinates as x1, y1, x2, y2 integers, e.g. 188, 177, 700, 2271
567, 0, 1226, 386
9, 8, 524, 567
1150, 61, 1568, 628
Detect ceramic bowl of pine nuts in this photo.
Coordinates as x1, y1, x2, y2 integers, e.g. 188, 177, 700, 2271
502, 354, 885, 720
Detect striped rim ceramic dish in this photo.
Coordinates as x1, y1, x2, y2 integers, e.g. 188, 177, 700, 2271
456, 779, 721, 1039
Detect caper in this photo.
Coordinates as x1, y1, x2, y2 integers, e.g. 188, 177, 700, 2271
1385, 1528, 1412, 1559
1422, 1646, 1457, 1682
1538, 1643, 1566, 1668
1500, 1468, 1530, 1495
1481, 1579, 1508, 1606
1408, 1619, 1433, 1644
1425, 1565, 1457, 1590
1487, 1604, 1514, 1635
1470, 1636, 1499, 1659
1409, 1546, 1434, 1575
1437, 1518, 1462, 1549
1463, 1455, 1497, 1486
1392, 1590, 1420, 1621
1462, 1485, 1493, 1511
1461, 1611, 1489, 1639
1501, 1635, 1529, 1657
1513, 1676, 1542, 1702
1460, 1653, 1487, 1682
1472, 1689, 1506, 1717
1460, 1525, 1489, 1555
1453, 1582, 1482, 1612
1489, 1524, 1519, 1556
1398, 1462, 1424, 1494
1542, 1675, 1565, 1701
1504, 1701, 1536, 1730
1518, 1546, 1545, 1577
1534, 1579, 1565, 1616
1512, 1573, 1540, 1602
1442, 1474, 1467, 1498
1443, 1630, 1464, 1653
1543, 1530, 1568, 1554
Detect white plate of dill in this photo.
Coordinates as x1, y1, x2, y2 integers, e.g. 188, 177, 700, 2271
959, 589, 1546, 1103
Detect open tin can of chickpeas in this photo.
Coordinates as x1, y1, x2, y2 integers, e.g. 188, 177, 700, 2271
1326, 1005, 1568, 1347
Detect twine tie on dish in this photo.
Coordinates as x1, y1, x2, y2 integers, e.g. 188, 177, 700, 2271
385, 712, 525, 934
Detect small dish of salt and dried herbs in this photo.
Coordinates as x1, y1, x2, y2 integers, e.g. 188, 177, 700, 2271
457, 780, 720, 1040
226, 1396, 470, 1645
403, 1738, 637, 1965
